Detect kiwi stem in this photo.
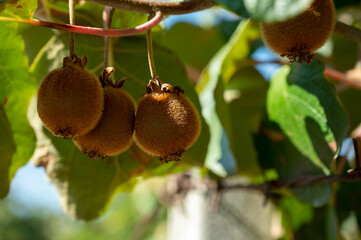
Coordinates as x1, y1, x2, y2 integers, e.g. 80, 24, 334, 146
103, 6, 115, 69
146, 13, 159, 81
0, 11, 163, 37
69, 0, 76, 58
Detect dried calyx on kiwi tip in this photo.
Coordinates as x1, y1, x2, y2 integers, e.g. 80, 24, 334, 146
260, 0, 335, 64
74, 67, 136, 159
37, 55, 104, 139
134, 77, 200, 163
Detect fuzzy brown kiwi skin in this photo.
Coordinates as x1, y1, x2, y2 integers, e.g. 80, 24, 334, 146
260, 0, 335, 63
37, 56, 104, 139
134, 82, 200, 162
74, 80, 136, 159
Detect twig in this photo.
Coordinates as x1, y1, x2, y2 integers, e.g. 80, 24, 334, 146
219, 170, 361, 192
84, 0, 216, 15
146, 13, 158, 80
0, 11, 163, 37
334, 21, 361, 44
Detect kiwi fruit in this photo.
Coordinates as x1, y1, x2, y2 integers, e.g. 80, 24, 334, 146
37, 55, 104, 139
74, 68, 136, 159
134, 79, 200, 162
260, 0, 335, 63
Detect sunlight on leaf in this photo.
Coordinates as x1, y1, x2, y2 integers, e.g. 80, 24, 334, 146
267, 60, 349, 174
197, 20, 262, 176
0, 22, 36, 180
0, 105, 16, 199
243, 0, 313, 23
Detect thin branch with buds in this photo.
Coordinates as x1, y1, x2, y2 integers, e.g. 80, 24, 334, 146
219, 171, 361, 192
221, 138, 361, 192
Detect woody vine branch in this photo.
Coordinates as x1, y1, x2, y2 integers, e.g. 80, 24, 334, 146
84, 0, 216, 15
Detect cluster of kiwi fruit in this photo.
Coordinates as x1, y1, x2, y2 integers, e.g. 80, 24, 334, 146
260, 0, 335, 64
37, 55, 200, 162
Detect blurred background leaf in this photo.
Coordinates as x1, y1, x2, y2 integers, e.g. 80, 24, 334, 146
159, 22, 226, 70
197, 20, 263, 176
45, 133, 140, 221
0, 105, 16, 199
215, 0, 314, 23
214, 0, 250, 18
243, 0, 314, 23
255, 122, 333, 206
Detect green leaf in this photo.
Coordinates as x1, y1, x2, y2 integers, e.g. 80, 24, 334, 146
326, 205, 339, 240
267, 60, 349, 174
244, 0, 314, 23
44, 130, 185, 220
44, 1, 147, 29
224, 67, 268, 175
336, 181, 361, 230
330, 35, 358, 72
214, 0, 250, 18
30, 36, 68, 83
159, 23, 226, 69
292, 183, 332, 207
18, 24, 54, 66
0, 0, 37, 19
295, 206, 328, 239
280, 196, 313, 232
0, 22, 36, 178
215, 0, 314, 22
338, 88, 361, 131
319, 35, 358, 72
0, 105, 16, 199
46, 135, 140, 221
255, 128, 333, 206
197, 20, 261, 176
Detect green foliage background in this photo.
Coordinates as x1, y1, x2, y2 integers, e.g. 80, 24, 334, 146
1, 0, 361, 238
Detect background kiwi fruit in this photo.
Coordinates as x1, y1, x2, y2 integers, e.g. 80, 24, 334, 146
260, 0, 335, 63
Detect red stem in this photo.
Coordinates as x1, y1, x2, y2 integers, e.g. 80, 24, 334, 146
0, 11, 163, 37
324, 68, 361, 90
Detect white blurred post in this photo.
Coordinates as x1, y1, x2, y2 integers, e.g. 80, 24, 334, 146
167, 179, 277, 240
